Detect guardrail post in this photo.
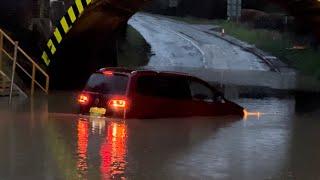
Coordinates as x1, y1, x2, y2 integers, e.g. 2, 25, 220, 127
0, 32, 4, 92
31, 64, 36, 96
0, 32, 3, 71
45, 76, 49, 94
9, 41, 18, 104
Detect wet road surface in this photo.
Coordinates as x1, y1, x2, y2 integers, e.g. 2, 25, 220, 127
129, 13, 269, 71
0, 93, 320, 179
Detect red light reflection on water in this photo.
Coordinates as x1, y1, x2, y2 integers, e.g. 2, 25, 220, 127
77, 119, 89, 177
243, 109, 263, 120
100, 121, 128, 179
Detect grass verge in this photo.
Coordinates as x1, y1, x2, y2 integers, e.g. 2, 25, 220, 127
168, 16, 320, 79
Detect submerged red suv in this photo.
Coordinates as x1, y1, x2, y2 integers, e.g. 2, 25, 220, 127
78, 68, 244, 119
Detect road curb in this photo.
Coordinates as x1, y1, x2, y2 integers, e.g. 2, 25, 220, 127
148, 13, 286, 72
191, 26, 282, 72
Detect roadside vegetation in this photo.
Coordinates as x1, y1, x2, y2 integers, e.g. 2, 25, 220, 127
216, 21, 320, 79
118, 25, 151, 67
168, 16, 320, 79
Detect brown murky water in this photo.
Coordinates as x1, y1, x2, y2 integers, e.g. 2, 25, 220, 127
0, 93, 320, 180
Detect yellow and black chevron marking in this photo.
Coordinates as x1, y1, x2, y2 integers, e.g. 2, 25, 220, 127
41, 0, 92, 66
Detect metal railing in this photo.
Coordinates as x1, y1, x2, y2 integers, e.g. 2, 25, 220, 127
0, 29, 49, 99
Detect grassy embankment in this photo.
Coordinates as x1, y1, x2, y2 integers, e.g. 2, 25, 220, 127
169, 16, 320, 79
117, 25, 151, 67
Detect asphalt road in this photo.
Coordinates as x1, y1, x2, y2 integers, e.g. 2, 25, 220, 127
129, 13, 269, 71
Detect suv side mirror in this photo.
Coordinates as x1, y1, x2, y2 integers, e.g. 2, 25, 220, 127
215, 92, 225, 103
216, 91, 224, 98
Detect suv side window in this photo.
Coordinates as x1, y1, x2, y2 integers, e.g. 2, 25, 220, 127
137, 75, 191, 100
189, 79, 214, 102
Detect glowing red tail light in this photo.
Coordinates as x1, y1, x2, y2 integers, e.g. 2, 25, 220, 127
78, 94, 90, 105
103, 71, 113, 76
108, 99, 127, 109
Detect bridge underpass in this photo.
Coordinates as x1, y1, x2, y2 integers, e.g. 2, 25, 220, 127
46, 0, 150, 89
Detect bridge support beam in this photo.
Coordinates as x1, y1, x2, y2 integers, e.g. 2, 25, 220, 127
29, 0, 52, 39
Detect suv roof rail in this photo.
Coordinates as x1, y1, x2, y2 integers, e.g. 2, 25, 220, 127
97, 67, 192, 77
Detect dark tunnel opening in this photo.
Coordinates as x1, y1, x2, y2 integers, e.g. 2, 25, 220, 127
48, 23, 151, 90
49, 28, 119, 90
46, 0, 151, 90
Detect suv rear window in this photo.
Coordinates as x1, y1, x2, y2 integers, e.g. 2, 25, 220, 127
84, 73, 128, 95
137, 75, 191, 99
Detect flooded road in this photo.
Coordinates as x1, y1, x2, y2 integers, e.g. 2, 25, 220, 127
0, 93, 320, 179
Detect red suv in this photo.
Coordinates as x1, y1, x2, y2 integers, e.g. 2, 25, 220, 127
78, 68, 244, 119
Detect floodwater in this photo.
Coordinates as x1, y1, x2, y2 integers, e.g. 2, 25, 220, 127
0, 92, 320, 180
